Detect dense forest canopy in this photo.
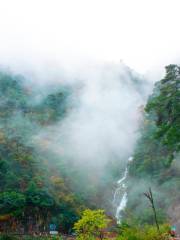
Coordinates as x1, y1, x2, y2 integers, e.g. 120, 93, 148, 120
0, 72, 84, 233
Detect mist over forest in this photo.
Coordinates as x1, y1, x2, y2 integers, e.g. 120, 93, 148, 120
0, 61, 179, 239
0, 1, 180, 239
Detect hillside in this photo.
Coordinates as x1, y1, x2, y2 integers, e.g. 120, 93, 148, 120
126, 64, 180, 231
0, 67, 148, 234
0, 65, 179, 238
0, 72, 84, 233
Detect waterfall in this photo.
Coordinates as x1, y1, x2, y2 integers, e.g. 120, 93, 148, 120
113, 156, 133, 223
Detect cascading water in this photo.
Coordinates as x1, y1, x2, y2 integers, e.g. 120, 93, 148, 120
113, 156, 133, 223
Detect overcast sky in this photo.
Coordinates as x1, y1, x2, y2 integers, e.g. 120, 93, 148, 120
0, 0, 180, 73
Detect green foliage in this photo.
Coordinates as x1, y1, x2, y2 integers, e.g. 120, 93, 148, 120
0, 71, 83, 233
146, 64, 180, 152
128, 65, 180, 225
33, 88, 72, 124
1, 65, 178, 234
0, 192, 25, 215
117, 224, 170, 240
26, 182, 54, 208
74, 209, 109, 240
129, 64, 180, 180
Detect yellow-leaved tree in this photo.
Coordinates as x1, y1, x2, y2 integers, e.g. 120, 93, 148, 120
74, 209, 109, 240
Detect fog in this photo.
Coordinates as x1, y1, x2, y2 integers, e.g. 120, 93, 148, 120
1, 0, 180, 74
30, 62, 152, 175
0, 0, 179, 230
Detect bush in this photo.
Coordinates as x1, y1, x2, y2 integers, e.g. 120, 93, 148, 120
74, 209, 109, 240
117, 224, 170, 240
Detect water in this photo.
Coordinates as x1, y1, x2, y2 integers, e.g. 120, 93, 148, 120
113, 156, 133, 223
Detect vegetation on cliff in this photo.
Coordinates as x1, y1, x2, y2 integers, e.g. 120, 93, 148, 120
127, 64, 180, 226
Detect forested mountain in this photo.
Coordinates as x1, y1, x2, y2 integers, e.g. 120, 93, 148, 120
0, 67, 146, 234
127, 64, 180, 228
0, 72, 84, 233
0, 64, 179, 237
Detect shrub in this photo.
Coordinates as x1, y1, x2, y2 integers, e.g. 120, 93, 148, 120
117, 224, 170, 240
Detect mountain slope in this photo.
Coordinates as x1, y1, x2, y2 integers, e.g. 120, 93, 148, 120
127, 64, 180, 229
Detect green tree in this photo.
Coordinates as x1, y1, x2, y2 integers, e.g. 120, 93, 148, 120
74, 209, 109, 240
0, 192, 25, 215
146, 64, 180, 152
127, 64, 180, 225
130, 64, 180, 178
